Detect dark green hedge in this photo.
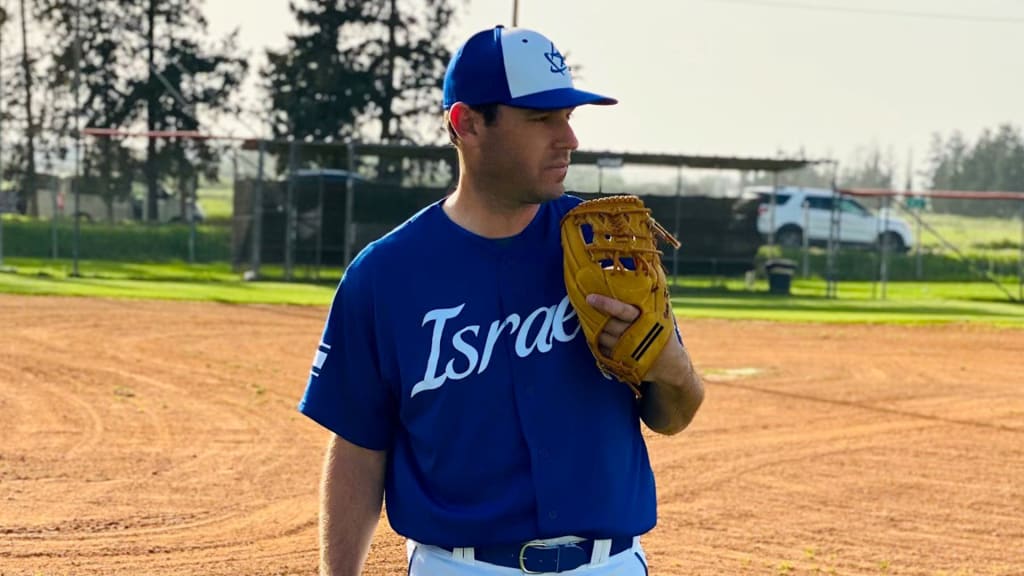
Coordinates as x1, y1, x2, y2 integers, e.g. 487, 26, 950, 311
0, 218, 230, 262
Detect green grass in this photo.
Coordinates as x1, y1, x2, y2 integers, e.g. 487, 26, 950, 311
684, 274, 1023, 301
0, 217, 231, 262
0, 256, 341, 285
668, 277, 1024, 327
758, 244, 1022, 282
197, 182, 233, 221
921, 213, 1023, 251
0, 258, 243, 281
1, 259, 1022, 326
0, 259, 334, 306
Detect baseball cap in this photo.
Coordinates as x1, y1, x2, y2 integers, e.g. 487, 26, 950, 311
443, 25, 617, 110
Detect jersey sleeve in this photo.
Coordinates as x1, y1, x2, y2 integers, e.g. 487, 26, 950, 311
297, 255, 397, 451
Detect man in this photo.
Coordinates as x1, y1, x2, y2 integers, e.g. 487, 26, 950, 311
299, 25, 704, 576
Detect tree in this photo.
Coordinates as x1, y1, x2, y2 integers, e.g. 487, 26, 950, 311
358, 0, 456, 144
265, 0, 375, 169
926, 124, 1024, 217
37, 0, 137, 221
128, 0, 248, 221
840, 145, 894, 189
3, 0, 50, 214
265, 0, 458, 175
35, 0, 247, 222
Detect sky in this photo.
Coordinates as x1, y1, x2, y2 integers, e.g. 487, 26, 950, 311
203, 0, 1024, 184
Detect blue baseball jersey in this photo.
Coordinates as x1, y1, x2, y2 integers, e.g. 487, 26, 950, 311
298, 194, 657, 547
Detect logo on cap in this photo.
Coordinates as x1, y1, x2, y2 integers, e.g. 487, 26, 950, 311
545, 43, 568, 75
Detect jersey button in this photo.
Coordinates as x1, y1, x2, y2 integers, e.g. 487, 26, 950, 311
548, 511, 558, 520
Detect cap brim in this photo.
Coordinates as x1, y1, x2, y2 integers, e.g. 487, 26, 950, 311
507, 87, 617, 110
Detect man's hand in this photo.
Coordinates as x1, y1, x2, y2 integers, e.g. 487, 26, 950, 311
585, 293, 685, 385
586, 293, 704, 435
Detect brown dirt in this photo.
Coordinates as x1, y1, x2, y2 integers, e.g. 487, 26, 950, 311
1, 295, 1022, 576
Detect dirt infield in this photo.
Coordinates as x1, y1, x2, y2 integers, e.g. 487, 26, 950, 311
1, 295, 1022, 575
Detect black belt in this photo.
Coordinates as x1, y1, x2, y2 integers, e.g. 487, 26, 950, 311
442, 537, 633, 574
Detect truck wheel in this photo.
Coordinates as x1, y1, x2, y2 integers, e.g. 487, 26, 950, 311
878, 232, 906, 253
777, 226, 803, 248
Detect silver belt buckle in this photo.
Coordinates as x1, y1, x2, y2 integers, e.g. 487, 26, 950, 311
518, 542, 546, 574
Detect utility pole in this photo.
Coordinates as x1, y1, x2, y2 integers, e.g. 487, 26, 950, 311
0, 3, 6, 269
18, 0, 36, 217
71, 0, 82, 276
145, 0, 158, 222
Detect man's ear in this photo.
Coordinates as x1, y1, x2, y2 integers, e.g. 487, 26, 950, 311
448, 102, 479, 141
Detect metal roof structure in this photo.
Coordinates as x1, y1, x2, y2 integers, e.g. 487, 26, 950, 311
240, 140, 829, 173
84, 128, 830, 173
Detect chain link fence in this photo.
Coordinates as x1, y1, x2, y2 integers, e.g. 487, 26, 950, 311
5, 136, 1019, 301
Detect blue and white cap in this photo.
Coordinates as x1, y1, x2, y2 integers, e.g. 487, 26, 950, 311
443, 25, 617, 110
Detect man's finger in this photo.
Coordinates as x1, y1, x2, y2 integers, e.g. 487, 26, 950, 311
603, 318, 631, 338
586, 294, 640, 322
598, 332, 617, 351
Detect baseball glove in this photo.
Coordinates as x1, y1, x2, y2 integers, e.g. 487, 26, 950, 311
560, 195, 681, 397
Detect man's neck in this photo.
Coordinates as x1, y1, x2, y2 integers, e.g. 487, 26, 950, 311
443, 177, 541, 239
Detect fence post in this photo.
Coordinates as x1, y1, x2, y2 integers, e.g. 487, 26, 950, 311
672, 166, 681, 286
801, 199, 810, 277
71, 175, 80, 276
285, 140, 298, 281
249, 139, 265, 279
51, 189, 59, 260
188, 171, 197, 264
768, 171, 778, 246
825, 163, 841, 299
879, 194, 892, 299
915, 202, 923, 280
315, 172, 324, 280
343, 141, 355, 269
872, 196, 883, 299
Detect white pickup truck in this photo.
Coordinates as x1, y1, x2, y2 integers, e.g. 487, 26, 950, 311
751, 186, 914, 252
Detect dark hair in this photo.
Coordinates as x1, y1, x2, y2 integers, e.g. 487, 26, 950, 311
446, 103, 500, 145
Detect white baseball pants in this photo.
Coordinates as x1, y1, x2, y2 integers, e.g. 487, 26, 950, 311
407, 537, 649, 575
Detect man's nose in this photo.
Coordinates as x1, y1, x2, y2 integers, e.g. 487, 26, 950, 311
557, 120, 579, 151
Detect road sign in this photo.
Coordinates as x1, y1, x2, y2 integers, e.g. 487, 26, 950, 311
905, 197, 926, 209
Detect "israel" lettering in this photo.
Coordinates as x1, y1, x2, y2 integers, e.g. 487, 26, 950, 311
410, 296, 581, 398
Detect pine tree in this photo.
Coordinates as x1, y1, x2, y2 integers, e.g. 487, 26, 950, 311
36, 0, 247, 221
265, 0, 457, 173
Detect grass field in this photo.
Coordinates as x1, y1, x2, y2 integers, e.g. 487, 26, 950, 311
2, 258, 1022, 327
197, 182, 234, 221
922, 212, 1023, 252
0, 258, 335, 305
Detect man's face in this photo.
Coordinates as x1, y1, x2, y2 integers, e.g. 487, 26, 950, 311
474, 105, 580, 204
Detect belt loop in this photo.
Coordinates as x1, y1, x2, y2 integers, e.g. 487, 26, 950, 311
452, 547, 476, 562
590, 538, 612, 565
